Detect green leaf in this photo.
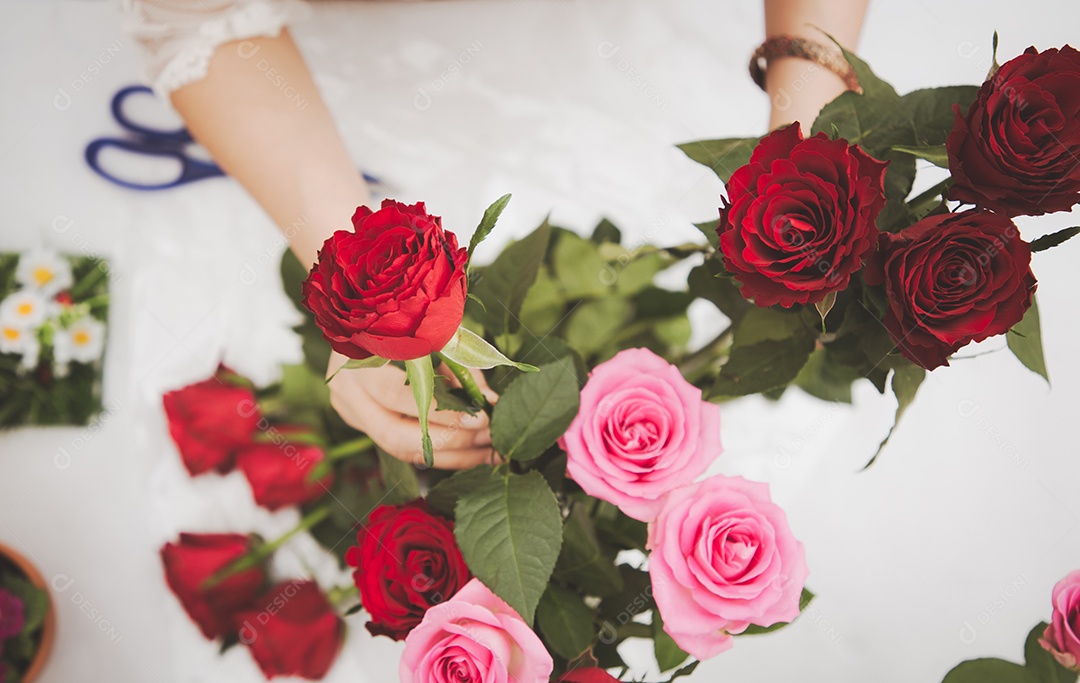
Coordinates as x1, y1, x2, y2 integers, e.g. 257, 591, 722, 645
426, 465, 494, 517
614, 252, 672, 297
1, 575, 49, 633
1008, 297, 1049, 383
676, 137, 761, 183
404, 356, 436, 467
552, 230, 610, 300
739, 588, 815, 635
327, 355, 389, 382
536, 584, 596, 661
654, 609, 690, 672
591, 218, 622, 245
1031, 226, 1080, 253
491, 356, 581, 462
708, 308, 815, 399
468, 219, 552, 336
941, 659, 1039, 683
864, 362, 925, 469
432, 374, 480, 415
377, 448, 421, 504
794, 348, 861, 403
1024, 621, 1076, 683
693, 219, 720, 250
892, 144, 950, 168
518, 267, 567, 338
553, 503, 624, 598
563, 297, 630, 357
468, 193, 512, 259
454, 471, 564, 622
279, 363, 331, 412
687, 260, 752, 325
815, 291, 838, 323
439, 326, 538, 372
279, 248, 310, 314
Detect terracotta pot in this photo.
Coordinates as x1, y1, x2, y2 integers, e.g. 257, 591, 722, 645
0, 540, 55, 682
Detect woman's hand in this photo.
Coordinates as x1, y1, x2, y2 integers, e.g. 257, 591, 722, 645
326, 351, 498, 469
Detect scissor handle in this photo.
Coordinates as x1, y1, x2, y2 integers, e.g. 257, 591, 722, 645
111, 85, 192, 143
84, 138, 223, 191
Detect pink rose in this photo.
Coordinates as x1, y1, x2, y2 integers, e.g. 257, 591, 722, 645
400, 578, 553, 683
560, 348, 722, 522
1040, 570, 1080, 671
648, 475, 808, 659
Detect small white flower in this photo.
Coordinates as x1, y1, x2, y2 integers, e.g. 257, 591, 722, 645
0, 290, 49, 330
15, 249, 73, 297
54, 316, 105, 365
0, 324, 40, 371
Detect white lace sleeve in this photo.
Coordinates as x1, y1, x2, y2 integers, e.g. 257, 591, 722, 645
118, 0, 312, 99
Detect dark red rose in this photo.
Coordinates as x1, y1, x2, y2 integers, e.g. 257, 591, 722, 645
163, 368, 261, 475
344, 500, 469, 641
160, 533, 265, 640
237, 580, 344, 680
717, 125, 887, 308
301, 199, 468, 361
947, 45, 1080, 216
235, 440, 332, 511
865, 210, 1036, 370
558, 668, 621, 683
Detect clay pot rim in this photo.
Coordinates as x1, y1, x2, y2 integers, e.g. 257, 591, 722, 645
0, 540, 55, 683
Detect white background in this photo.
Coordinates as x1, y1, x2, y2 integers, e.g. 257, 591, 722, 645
1, 0, 1078, 681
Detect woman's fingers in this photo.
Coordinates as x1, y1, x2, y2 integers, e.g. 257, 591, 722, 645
337, 362, 490, 428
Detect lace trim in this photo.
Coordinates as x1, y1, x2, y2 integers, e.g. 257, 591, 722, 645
153, 0, 311, 98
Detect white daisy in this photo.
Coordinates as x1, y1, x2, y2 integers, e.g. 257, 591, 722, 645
0, 323, 40, 370
0, 289, 49, 330
53, 316, 106, 365
15, 249, 73, 298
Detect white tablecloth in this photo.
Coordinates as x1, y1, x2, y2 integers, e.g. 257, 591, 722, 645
1, 1, 1078, 681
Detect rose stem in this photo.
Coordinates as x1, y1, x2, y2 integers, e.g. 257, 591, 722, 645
906, 178, 952, 218
327, 583, 360, 610
203, 504, 332, 588
437, 354, 491, 414
677, 324, 734, 384
325, 436, 374, 460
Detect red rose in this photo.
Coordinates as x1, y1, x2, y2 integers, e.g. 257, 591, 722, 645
344, 500, 469, 640
163, 369, 261, 475
160, 533, 265, 640
235, 440, 332, 511
865, 210, 1036, 370
301, 199, 468, 361
947, 45, 1080, 216
558, 668, 620, 683
717, 125, 887, 308
237, 580, 344, 680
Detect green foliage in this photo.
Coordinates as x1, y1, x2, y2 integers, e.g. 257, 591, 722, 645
491, 354, 581, 462
1008, 297, 1049, 383
536, 584, 596, 661
426, 465, 494, 517
864, 362, 925, 469
677, 137, 761, 183
467, 220, 552, 337
653, 609, 690, 672
709, 308, 815, 399
553, 503, 624, 598
468, 193, 512, 261
454, 471, 564, 622
1031, 227, 1080, 253
404, 356, 436, 467
941, 623, 1076, 683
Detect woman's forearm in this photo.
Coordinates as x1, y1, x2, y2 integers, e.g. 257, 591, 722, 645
763, 0, 869, 132
169, 30, 369, 266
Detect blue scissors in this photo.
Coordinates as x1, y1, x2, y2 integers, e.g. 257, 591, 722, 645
85, 85, 382, 191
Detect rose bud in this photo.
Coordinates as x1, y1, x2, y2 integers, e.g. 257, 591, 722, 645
1040, 570, 1080, 671
162, 367, 261, 475
235, 440, 332, 511
237, 580, 345, 680
160, 533, 265, 640
301, 199, 468, 361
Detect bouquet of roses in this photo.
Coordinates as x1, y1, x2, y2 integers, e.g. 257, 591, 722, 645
0, 250, 109, 428
156, 36, 1080, 683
